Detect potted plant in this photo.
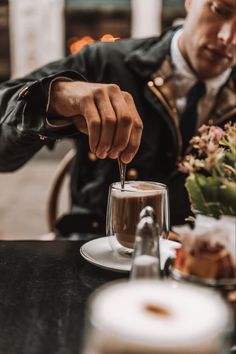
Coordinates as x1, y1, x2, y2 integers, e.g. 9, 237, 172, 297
173, 123, 236, 284
179, 122, 236, 218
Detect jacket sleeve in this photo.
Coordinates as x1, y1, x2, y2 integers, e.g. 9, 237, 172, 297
0, 44, 105, 172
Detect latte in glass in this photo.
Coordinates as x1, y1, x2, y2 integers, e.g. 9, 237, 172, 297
106, 181, 169, 252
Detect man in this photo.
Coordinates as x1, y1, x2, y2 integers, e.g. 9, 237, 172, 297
0, 0, 235, 235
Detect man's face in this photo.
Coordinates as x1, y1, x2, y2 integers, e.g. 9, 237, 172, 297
180, 0, 236, 79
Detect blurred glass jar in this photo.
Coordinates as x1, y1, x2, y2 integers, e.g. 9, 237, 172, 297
82, 280, 231, 354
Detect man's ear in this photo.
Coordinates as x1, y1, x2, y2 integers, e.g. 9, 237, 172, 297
185, 0, 193, 12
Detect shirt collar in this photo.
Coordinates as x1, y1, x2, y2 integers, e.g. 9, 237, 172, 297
170, 29, 232, 95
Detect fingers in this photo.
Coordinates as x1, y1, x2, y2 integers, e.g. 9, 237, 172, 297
68, 82, 143, 162
94, 89, 117, 159
74, 98, 101, 153
108, 88, 133, 160
117, 92, 143, 164
85, 86, 143, 162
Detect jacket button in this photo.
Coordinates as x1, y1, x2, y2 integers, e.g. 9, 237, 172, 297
38, 134, 47, 140
154, 77, 164, 87
148, 81, 154, 87
91, 221, 99, 229
88, 152, 97, 161
127, 168, 138, 180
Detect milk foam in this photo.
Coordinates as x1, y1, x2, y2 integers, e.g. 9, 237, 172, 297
112, 181, 165, 198
90, 280, 229, 349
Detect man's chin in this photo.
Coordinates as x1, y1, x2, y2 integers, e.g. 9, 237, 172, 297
193, 63, 230, 80
185, 56, 227, 79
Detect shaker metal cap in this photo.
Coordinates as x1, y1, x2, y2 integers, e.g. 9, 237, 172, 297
139, 206, 157, 222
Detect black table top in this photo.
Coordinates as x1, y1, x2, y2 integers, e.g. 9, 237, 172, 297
0, 240, 126, 354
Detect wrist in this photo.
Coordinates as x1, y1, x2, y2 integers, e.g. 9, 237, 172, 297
47, 77, 73, 117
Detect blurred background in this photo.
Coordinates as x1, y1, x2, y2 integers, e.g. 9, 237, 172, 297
0, 0, 185, 238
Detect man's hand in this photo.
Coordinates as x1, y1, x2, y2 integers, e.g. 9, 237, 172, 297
49, 81, 143, 164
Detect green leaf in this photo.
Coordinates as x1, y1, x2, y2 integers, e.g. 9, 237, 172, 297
219, 181, 236, 215
198, 176, 220, 202
185, 174, 211, 215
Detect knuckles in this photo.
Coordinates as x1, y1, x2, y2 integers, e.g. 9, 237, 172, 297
89, 119, 100, 130
122, 91, 133, 101
133, 119, 143, 131
93, 84, 121, 99
120, 114, 132, 127
93, 87, 106, 100
80, 94, 93, 105
107, 83, 120, 94
103, 115, 116, 126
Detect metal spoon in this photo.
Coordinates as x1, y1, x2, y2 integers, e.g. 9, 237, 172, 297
118, 158, 126, 191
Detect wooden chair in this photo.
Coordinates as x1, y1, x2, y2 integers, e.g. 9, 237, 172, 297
47, 148, 76, 233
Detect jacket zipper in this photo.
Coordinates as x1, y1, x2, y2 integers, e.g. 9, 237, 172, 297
147, 80, 182, 160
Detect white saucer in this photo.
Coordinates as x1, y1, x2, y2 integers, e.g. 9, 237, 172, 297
80, 236, 181, 273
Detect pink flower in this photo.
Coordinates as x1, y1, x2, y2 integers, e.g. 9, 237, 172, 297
198, 125, 209, 134
213, 127, 224, 142
179, 156, 194, 174
207, 141, 218, 153
179, 123, 236, 178
179, 164, 191, 174
194, 159, 204, 169
205, 155, 217, 169
208, 126, 223, 144
224, 122, 232, 131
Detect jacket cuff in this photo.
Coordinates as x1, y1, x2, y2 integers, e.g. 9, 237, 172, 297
17, 70, 86, 140
46, 76, 73, 128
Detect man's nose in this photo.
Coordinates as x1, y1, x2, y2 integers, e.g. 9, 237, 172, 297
217, 22, 236, 46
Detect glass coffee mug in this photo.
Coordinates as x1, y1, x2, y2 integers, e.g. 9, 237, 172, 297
106, 181, 169, 256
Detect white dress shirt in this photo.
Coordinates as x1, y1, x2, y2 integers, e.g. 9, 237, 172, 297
170, 30, 231, 128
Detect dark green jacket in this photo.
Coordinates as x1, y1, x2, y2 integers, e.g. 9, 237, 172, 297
0, 28, 235, 234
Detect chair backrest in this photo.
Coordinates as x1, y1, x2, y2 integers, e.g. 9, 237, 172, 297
47, 148, 76, 232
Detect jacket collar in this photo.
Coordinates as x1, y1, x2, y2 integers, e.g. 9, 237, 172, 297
125, 27, 178, 80
209, 71, 236, 124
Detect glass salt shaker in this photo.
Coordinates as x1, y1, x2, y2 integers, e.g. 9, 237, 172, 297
130, 207, 162, 280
